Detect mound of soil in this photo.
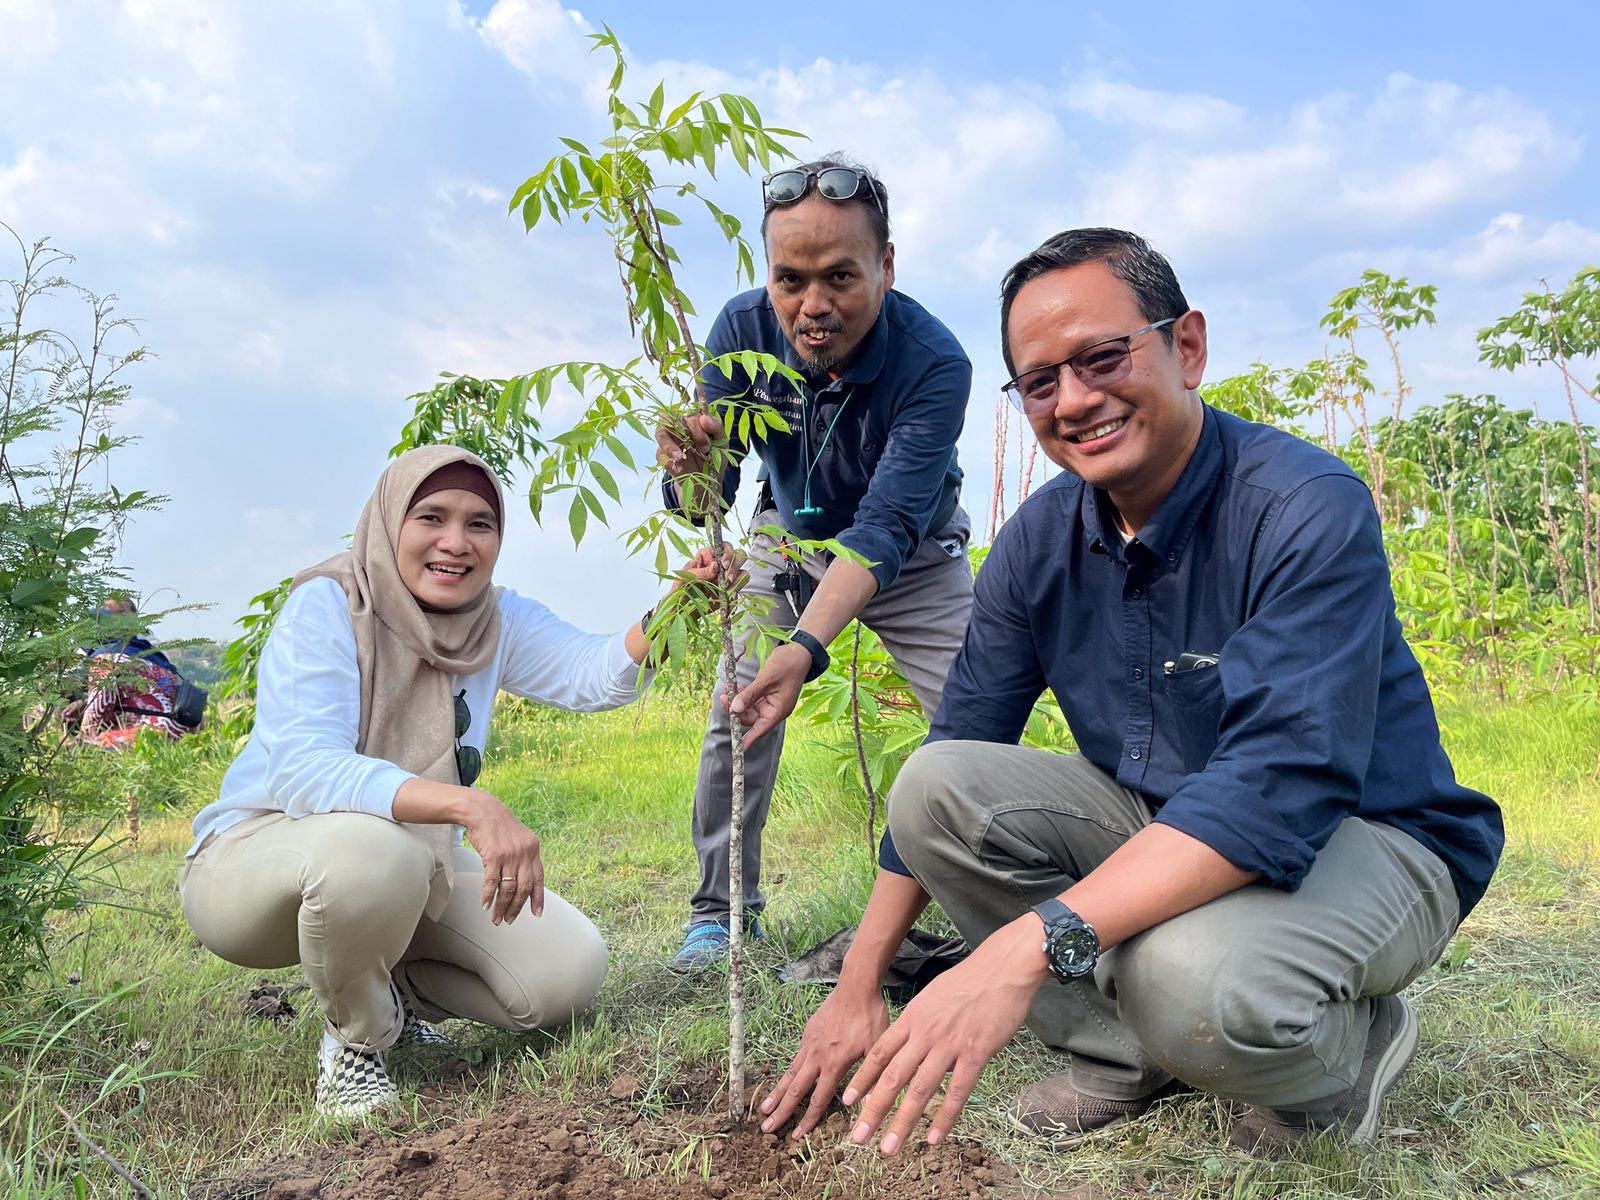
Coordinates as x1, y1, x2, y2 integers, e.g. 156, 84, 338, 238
206, 1072, 1021, 1200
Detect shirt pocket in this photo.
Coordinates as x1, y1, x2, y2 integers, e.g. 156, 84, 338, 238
1163, 666, 1225, 775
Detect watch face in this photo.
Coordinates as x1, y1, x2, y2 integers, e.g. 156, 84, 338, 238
1047, 922, 1099, 979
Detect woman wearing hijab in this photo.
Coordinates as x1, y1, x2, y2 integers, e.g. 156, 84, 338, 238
181, 446, 717, 1117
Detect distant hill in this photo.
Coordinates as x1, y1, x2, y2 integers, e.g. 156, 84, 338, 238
162, 640, 230, 689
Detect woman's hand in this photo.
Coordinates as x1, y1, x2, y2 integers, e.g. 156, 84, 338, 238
461, 791, 544, 925
673, 546, 747, 606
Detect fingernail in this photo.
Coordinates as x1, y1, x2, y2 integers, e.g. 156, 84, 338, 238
841, 1088, 858, 1105
851, 1121, 870, 1144
927, 1128, 942, 1146
760, 1118, 773, 1132
880, 1133, 900, 1155
759, 1098, 773, 1114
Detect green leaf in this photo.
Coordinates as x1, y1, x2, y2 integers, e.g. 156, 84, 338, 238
559, 157, 582, 198
10, 579, 59, 607
665, 91, 702, 127
58, 525, 100, 555
568, 493, 588, 545
559, 137, 591, 155
590, 460, 620, 502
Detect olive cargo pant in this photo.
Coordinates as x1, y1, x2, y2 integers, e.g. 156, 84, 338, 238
690, 507, 975, 923
888, 741, 1460, 1108
180, 812, 607, 1051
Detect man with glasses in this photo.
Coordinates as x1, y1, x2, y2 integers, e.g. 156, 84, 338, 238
758, 228, 1502, 1155
655, 156, 975, 970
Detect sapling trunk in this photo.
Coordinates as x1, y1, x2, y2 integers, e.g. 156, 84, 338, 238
627, 191, 751, 1120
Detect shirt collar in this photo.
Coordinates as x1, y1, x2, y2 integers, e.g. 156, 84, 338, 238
1082, 403, 1223, 566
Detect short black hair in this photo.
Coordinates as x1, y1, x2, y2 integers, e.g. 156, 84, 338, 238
760, 153, 891, 253
998, 228, 1189, 377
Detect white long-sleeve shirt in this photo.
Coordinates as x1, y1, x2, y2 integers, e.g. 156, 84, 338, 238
187, 576, 645, 855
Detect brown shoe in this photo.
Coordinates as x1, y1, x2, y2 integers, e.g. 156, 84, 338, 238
1229, 993, 1419, 1156
1009, 1072, 1190, 1148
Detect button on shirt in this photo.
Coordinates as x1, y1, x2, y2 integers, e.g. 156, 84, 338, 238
662, 288, 970, 590
881, 406, 1503, 920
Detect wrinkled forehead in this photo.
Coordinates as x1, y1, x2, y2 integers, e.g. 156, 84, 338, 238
763, 195, 881, 263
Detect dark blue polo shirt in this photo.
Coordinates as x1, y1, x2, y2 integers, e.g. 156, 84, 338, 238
663, 288, 970, 590
881, 405, 1503, 920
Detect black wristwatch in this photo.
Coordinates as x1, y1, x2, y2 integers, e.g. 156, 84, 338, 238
1032, 898, 1101, 983
787, 629, 831, 683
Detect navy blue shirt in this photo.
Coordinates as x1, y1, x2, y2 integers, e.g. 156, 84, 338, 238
881, 406, 1503, 920
663, 288, 970, 590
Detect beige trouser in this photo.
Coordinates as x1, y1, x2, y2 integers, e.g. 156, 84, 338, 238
888, 741, 1460, 1109
179, 812, 607, 1051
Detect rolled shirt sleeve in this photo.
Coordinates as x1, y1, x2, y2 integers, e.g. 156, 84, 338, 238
1151, 474, 1387, 889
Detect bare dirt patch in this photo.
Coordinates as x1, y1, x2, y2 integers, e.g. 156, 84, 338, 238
200, 1070, 1022, 1200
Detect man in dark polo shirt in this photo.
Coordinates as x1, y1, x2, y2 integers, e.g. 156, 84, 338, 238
655, 156, 974, 970
758, 228, 1503, 1154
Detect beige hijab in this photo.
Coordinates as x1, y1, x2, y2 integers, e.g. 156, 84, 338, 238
293, 445, 505, 918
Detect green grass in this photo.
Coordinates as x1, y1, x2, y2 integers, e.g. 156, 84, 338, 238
3, 694, 1598, 1198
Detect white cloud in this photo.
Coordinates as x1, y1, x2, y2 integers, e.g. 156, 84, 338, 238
1064, 75, 1247, 138
476, 0, 604, 97
1434, 213, 1600, 283
1076, 73, 1580, 266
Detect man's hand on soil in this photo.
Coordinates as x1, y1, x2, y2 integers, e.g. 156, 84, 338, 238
760, 984, 890, 1138
842, 917, 1048, 1154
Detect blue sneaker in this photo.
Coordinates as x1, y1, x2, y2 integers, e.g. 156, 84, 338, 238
668, 917, 764, 973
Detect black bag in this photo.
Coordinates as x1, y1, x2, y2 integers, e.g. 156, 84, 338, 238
172, 679, 208, 729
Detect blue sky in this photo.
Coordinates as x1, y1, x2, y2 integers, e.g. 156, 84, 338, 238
3, 1, 1597, 642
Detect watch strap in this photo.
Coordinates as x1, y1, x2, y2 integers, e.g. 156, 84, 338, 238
788, 628, 831, 683
1033, 897, 1073, 927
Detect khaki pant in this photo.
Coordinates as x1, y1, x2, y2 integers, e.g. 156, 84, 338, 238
180, 812, 607, 1051
888, 741, 1460, 1109
691, 507, 975, 921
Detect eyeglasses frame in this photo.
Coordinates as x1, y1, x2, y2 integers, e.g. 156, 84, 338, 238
1001, 317, 1180, 414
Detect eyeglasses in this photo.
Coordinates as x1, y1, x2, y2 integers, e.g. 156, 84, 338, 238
1002, 318, 1179, 414
762, 167, 885, 215
454, 689, 481, 788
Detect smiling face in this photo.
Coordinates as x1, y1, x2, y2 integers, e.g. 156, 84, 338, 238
1006, 261, 1209, 530
395, 488, 501, 610
764, 193, 895, 378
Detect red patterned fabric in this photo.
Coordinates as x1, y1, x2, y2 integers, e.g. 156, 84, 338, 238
80, 652, 200, 748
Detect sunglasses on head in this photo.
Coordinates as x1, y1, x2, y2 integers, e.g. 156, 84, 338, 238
454, 689, 481, 788
762, 166, 885, 215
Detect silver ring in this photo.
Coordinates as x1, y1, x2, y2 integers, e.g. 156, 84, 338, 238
500, 876, 516, 882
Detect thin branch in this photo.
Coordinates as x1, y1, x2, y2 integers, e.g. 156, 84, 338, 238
849, 622, 878, 857
53, 1103, 151, 1199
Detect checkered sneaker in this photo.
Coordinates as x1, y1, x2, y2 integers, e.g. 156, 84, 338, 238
394, 1003, 451, 1050
315, 1030, 399, 1119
